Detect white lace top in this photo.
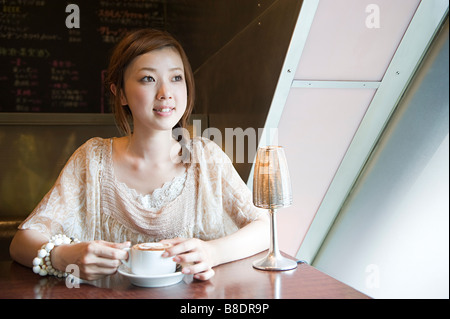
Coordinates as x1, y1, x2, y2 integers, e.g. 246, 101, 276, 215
19, 137, 264, 244
113, 162, 187, 212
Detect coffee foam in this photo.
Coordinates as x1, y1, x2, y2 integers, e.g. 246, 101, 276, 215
132, 242, 172, 251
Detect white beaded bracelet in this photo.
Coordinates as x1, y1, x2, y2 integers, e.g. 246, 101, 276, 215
32, 234, 80, 277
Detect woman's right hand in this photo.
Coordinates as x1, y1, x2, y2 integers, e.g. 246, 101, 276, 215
51, 240, 130, 281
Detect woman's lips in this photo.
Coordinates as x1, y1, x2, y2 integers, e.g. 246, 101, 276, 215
153, 107, 174, 116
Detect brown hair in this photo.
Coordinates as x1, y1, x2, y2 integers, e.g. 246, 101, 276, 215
105, 29, 195, 137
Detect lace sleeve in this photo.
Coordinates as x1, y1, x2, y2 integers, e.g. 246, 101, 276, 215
212, 144, 265, 227
18, 138, 104, 240
195, 138, 264, 231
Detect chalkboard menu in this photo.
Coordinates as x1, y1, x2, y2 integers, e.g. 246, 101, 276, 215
0, 0, 166, 113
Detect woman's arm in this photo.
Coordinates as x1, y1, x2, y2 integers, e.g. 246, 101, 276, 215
162, 212, 270, 280
10, 229, 49, 268
208, 212, 270, 266
10, 229, 130, 280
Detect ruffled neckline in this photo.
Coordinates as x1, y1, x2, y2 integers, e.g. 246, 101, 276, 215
108, 138, 188, 211
114, 172, 187, 210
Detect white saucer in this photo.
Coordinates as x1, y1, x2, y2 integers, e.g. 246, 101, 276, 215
118, 265, 184, 288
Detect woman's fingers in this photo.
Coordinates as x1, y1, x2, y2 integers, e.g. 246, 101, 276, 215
160, 237, 185, 246
92, 240, 130, 260
69, 241, 130, 280
161, 238, 192, 257
192, 268, 215, 281
160, 238, 215, 281
180, 258, 214, 281
173, 250, 203, 264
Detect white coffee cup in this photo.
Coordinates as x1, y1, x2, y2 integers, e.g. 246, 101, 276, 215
122, 242, 176, 276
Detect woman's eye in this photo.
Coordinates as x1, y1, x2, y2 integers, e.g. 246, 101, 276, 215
141, 76, 155, 82
173, 75, 183, 81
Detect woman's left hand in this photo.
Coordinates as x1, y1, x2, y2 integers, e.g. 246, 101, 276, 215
161, 237, 216, 281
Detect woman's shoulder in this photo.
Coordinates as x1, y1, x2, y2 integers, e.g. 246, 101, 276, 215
189, 136, 231, 164
82, 136, 111, 148
70, 137, 112, 161
191, 136, 217, 149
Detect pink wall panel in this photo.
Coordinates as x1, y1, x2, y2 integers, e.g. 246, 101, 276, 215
275, 88, 376, 256
294, 0, 421, 81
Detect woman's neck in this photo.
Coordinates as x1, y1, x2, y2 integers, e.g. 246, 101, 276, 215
125, 128, 180, 165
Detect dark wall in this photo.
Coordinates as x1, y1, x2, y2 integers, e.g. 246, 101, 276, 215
0, 0, 301, 219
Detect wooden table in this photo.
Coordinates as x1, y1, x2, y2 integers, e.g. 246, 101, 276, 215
0, 251, 369, 300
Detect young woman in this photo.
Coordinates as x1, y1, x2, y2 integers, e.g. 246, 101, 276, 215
10, 29, 269, 281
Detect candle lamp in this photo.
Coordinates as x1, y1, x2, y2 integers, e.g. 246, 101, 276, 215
252, 146, 297, 271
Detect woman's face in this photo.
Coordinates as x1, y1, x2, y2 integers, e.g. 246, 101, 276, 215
121, 46, 187, 134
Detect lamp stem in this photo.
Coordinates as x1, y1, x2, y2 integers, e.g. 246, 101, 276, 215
252, 207, 298, 271
269, 208, 281, 258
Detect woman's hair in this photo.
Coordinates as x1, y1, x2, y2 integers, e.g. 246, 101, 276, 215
105, 29, 195, 137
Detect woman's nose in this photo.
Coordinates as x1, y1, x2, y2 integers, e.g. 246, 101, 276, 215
157, 82, 172, 100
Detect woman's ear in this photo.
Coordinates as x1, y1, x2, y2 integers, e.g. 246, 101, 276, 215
110, 84, 128, 106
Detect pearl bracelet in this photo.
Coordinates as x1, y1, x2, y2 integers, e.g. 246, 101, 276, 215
32, 234, 80, 277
